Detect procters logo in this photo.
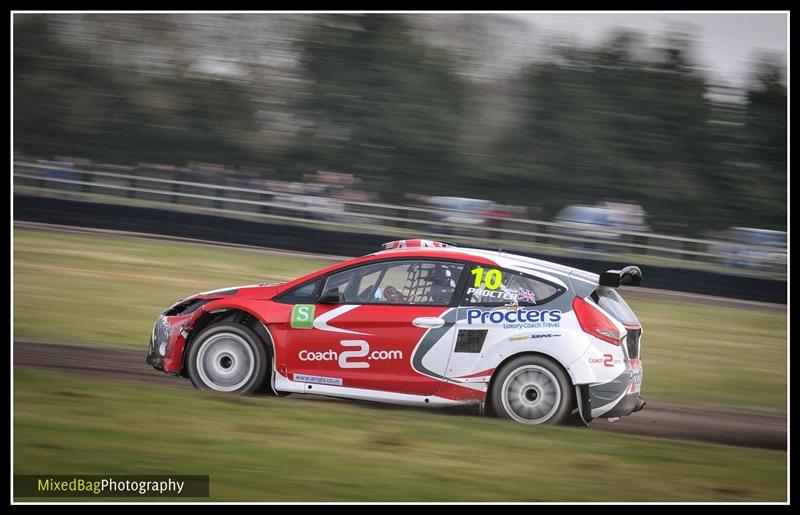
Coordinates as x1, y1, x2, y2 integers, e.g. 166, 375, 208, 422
466, 308, 562, 329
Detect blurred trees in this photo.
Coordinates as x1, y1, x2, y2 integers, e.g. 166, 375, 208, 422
486, 31, 786, 233
13, 14, 786, 235
740, 60, 788, 229
287, 14, 467, 194
14, 15, 258, 165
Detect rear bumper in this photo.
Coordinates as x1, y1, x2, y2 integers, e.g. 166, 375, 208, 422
601, 392, 646, 418
577, 385, 646, 421
577, 358, 644, 420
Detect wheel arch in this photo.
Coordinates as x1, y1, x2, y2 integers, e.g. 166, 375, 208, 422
487, 350, 576, 412
490, 351, 575, 386
183, 306, 280, 394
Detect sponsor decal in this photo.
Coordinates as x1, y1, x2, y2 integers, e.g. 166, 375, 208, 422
290, 304, 315, 329
516, 288, 536, 304
293, 374, 343, 386
298, 340, 403, 368
628, 369, 643, 393
466, 287, 518, 302
470, 267, 504, 289
466, 308, 562, 329
508, 333, 561, 341
588, 354, 624, 367
628, 359, 643, 393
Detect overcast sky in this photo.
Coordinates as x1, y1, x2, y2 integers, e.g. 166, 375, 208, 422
512, 12, 788, 88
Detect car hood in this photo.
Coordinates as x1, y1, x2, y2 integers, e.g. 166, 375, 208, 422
183, 281, 287, 302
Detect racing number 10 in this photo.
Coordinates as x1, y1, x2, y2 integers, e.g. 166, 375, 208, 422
471, 267, 503, 290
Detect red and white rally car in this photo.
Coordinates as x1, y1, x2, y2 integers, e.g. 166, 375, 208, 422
147, 239, 646, 425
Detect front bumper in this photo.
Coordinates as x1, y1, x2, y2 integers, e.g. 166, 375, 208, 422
145, 334, 163, 370
145, 314, 191, 374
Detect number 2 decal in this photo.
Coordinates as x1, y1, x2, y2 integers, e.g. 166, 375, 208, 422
471, 267, 503, 290
339, 340, 370, 369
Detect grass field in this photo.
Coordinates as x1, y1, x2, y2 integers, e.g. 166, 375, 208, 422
13, 228, 335, 346
13, 227, 787, 412
13, 368, 786, 502
625, 298, 786, 411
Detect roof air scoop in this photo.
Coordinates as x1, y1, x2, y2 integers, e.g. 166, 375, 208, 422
381, 239, 455, 250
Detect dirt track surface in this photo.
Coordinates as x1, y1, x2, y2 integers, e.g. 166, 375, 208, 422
15, 341, 786, 451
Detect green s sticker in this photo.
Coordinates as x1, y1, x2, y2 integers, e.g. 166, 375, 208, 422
291, 304, 315, 329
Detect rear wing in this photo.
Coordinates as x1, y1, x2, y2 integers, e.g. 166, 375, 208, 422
599, 266, 642, 287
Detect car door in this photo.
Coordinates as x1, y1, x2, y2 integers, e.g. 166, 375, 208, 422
284, 259, 465, 396
448, 264, 568, 380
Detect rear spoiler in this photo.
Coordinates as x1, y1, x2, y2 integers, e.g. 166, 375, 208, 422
599, 266, 642, 287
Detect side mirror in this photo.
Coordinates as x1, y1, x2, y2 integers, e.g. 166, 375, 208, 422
318, 288, 344, 304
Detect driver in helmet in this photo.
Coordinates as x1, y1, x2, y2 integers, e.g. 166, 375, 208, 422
373, 264, 457, 304
427, 264, 456, 304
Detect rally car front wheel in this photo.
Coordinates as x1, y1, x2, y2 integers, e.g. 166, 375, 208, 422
186, 323, 268, 394
490, 355, 573, 425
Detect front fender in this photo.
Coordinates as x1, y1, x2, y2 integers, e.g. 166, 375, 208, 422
157, 299, 276, 374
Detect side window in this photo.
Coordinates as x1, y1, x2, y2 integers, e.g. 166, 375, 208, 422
322, 268, 356, 301
321, 260, 465, 305
352, 266, 385, 302
463, 266, 563, 306
275, 278, 322, 304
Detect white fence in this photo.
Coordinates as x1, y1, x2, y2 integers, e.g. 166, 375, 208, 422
12, 160, 787, 275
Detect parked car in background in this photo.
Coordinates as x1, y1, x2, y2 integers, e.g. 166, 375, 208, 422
427, 196, 497, 235
551, 202, 651, 252
272, 193, 349, 222
709, 227, 787, 272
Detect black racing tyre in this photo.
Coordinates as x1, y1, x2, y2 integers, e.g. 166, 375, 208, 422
186, 323, 269, 394
489, 355, 574, 425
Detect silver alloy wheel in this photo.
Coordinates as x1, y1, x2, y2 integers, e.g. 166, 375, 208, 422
195, 332, 256, 392
500, 364, 562, 424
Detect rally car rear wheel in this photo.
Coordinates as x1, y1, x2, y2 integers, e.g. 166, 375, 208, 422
186, 323, 268, 394
490, 355, 573, 425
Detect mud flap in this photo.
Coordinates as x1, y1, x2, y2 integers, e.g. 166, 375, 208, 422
575, 385, 593, 427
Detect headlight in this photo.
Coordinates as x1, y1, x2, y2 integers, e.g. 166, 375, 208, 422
152, 316, 173, 356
